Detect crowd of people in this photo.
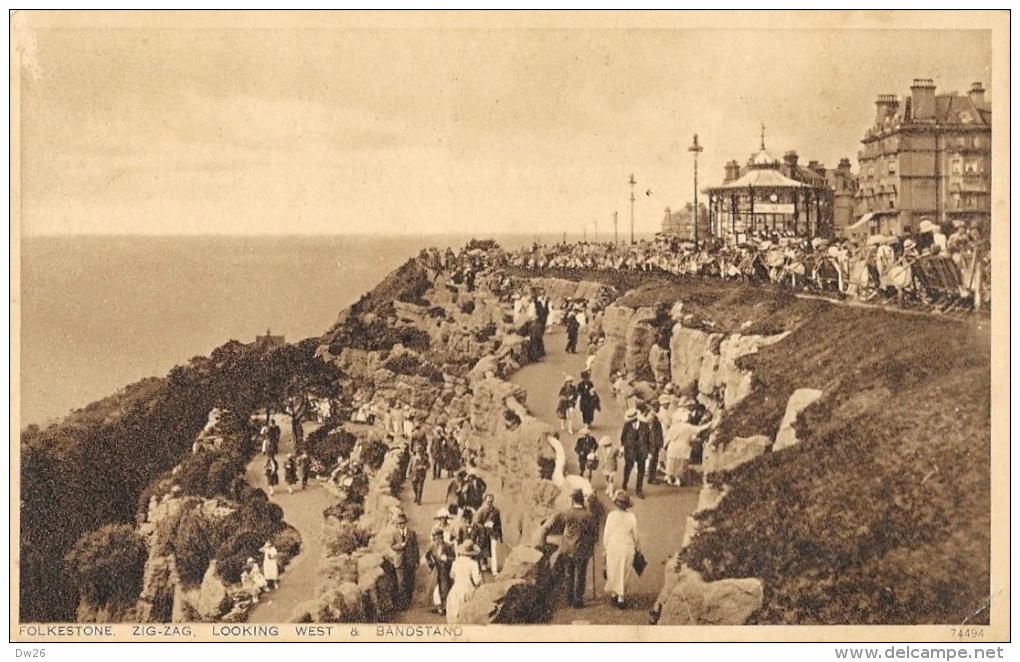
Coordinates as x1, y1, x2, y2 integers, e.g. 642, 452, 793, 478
505, 223, 989, 312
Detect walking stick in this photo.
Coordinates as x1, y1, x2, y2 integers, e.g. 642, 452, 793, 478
592, 554, 597, 602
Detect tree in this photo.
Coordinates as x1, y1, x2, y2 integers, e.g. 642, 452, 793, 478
64, 524, 147, 609
262, 339, 343, 452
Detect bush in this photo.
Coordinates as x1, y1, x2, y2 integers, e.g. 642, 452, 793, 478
64, 524, 148, 608
170, 505, 223, 586
459, 300, 476, 315
359, 438, 390, 472
306, 425, 356, 466
383, 353, 423, 376
324, 521, 371, 557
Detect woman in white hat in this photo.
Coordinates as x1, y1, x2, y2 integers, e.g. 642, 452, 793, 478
598, 436, 621, 497
445, 540, 484, 623
603, 491, 640, 609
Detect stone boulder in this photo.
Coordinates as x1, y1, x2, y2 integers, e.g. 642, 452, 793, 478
457, 546, 552, 624
624, 307, 658, 378
695, 484, 728, 514
702, 435, 770, 475
467, 355, 501, 382
196, 560, 230, 621
657, 565, 763, 626
696, 333, 726, 397
670, 325, 711, 391
773, 388, 824, 452
717, 333, 789, 409
648, 343, 671, 386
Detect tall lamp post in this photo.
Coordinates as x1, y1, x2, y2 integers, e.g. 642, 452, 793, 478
613, 211, 619, 246
628, 173, 637, 244
688, 134, 704, 249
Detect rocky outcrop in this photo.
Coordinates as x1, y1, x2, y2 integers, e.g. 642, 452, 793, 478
624, 307, 659, 379
702, 434, 770, 475
291, 439, 410, 623
648, 342, 671, 386
773, 388, 824, 452
590, 305, 635, 384
656, 565, 763, 625
457, 545, 553, 624
671, 325, 712, 391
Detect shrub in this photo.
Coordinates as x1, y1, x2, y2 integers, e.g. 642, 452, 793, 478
359, 438, 390, 472
459, 300, 476, 315
306, 425, 356, 466
465, 238, 500, 252
170, 505, 223, 586
324, 521, 371, 557
383, 353, 423, 376
64, 524, 148, 608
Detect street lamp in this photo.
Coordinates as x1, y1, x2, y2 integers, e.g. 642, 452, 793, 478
628, 173, 637, 244
688, 134, 704, 249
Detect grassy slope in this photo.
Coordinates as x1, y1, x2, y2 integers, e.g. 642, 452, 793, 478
688, 304, 990, 624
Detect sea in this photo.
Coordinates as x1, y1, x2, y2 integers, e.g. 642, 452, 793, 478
19, 232, 630, 428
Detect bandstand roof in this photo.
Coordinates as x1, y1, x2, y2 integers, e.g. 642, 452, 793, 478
711, 167, 810, 190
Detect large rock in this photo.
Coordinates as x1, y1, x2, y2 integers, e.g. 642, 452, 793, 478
657, 565, 763, 625
702, 435, 770, 475
773, 388, 824, 452
648, 343, 671, 387
695, 484, 728, 514
670, 325, 711, 391
697, 333, 726, 397
717, 333, 789, 409
196, 560, 230, 621
457, 545, 553, 624
624, 307, 659, 378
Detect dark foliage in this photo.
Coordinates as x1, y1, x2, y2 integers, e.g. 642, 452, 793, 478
465, 238, 501, 252
20, 334, 327, 620
305, 425, 357, 466
359, 438, 390, 472
64, 524, 147, 609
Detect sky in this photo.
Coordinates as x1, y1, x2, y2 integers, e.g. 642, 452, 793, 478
14, 11, 996, 237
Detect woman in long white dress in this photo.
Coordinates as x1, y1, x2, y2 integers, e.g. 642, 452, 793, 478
261, 541, 280, 590
603, 491, 639, 609
445, 541, 484, 623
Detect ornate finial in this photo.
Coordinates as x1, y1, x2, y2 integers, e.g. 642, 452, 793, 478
760, 122, 766, 150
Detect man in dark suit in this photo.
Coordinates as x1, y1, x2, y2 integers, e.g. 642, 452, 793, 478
643, 404, 664, 485
620, 408, 650, 498
475, 493, 504, 574
389, 512, 419, 608
539, 489, 599, 608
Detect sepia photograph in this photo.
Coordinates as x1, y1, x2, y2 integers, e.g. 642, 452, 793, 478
10, 9, 1009, 649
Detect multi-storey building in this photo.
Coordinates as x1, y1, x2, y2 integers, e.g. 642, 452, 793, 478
853, 79, 991, 237
661, 202, 709, 241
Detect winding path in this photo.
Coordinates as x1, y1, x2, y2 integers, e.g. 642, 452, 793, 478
244, 419, 333, 623
510, 326, 699, 625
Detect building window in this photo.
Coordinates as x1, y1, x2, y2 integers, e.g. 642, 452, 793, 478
965, 161, 978, 174
972, 135, 981, 148
957, 136, 966, 148
887, 161, 896, 175
951, 160, 962, 175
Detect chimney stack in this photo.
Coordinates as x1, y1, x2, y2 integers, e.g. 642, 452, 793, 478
783, 150, 799, 168
837, 157, 852, 174
969, 81, 986, 106
724, 160, 741, 183
874, 94, 899, 125
910, 78, 936, 120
